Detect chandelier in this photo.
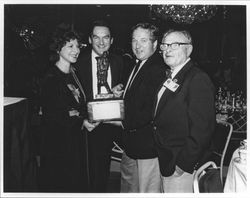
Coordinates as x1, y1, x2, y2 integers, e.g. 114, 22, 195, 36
151, 5, 218, 24
11, 24, 46, 50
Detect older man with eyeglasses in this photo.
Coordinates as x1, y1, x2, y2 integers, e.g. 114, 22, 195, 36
152, 29, 216, 192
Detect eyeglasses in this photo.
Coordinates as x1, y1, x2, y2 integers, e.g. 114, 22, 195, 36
160, 42, 191, 51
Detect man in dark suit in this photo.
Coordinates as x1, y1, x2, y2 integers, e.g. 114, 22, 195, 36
152, 29, 216, 192
76, 20, 124, 192
120, 23, 166, 192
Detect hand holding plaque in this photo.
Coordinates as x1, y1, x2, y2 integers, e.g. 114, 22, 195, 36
87, 51, 125, 122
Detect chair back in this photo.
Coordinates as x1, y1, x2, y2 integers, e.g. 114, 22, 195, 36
193, 161, 223, 193
211, 120, 233, 185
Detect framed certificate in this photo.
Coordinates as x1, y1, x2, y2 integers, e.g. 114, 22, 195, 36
87, 99, 124, 122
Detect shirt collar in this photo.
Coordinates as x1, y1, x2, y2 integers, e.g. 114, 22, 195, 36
171, 58, 191, 78
136, 59, 147, 67
91, 50, 100, 59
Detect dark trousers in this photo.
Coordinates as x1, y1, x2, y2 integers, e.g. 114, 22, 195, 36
88, 123, 122, 192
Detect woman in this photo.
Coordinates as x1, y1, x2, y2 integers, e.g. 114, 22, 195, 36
39, 24, 88, 192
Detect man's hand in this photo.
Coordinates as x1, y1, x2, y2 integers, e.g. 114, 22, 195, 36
82, 119, 100, 132
112, 83, 124, 98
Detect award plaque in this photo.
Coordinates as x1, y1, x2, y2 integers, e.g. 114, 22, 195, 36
87, 99, 124, 122
87, 51, 124, 122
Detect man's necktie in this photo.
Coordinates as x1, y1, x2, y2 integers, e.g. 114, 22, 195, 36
166, 69, 172, 79
128, 60, 142, 89
95, 56, 100, 70
131, 60, 142, 79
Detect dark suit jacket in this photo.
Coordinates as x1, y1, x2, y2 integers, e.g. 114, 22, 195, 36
76, 50, 124, 101
122, 52, 166, 159
152, 60, 216, 176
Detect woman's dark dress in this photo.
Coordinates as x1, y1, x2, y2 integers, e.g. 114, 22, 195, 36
39, 66, 88, 192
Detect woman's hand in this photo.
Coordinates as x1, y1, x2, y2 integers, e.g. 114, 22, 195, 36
82, 119, 100, 132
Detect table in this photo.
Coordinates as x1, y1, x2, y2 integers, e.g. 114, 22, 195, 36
3, 97, 36, 192
223, 140, 247, 192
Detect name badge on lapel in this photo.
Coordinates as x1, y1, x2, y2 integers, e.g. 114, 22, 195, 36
163, 78, 179, 92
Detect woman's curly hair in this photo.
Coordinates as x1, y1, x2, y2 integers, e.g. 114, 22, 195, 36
49, 23, 82, 63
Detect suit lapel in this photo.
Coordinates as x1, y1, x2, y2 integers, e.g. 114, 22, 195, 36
154, 60, 194, 117
154, 86, 173, 117
171, 60, 193, 90
109, 54, 118, 87
128, 55, 154, 92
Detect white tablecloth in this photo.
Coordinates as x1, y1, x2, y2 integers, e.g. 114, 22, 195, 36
224, 143, 247, 192
4, 97, 26, 106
